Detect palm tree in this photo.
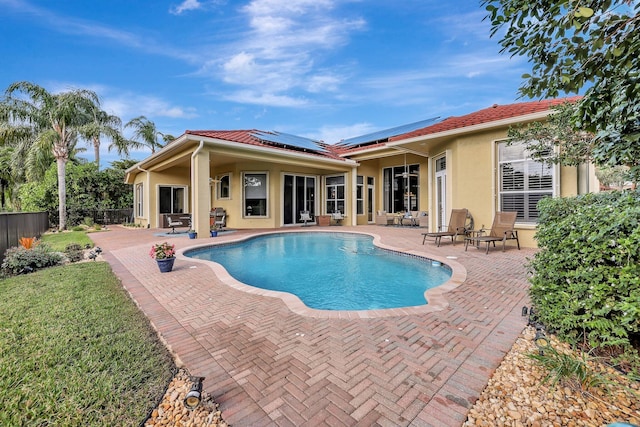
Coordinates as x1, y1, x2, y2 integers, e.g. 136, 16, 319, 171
2, 81, 97, 230
124, 115, 167, 154
78, 105, 124, 169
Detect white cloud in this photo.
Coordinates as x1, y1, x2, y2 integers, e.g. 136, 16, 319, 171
222, 90, 309, 108
170, 0, 203, 15
213, 0, 365, 105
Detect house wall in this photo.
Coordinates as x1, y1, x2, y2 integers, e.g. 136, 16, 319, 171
425, 127, 584, 248
210, 159, 354, 229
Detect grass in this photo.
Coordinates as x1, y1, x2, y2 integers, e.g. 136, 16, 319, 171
40, 231, 95, 252
0, 262, 175, 426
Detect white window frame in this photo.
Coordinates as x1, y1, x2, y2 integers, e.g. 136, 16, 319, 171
243, 172, 269, 218
325, 174, 346, 214
356, 175, 364, 215
497, 140, 556, 224
216, 173, 232, 200
158, 185, 188, 214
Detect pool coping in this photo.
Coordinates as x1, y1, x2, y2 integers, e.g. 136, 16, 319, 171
177, 229, 467, 319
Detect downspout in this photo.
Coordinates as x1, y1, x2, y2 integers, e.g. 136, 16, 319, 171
137, 166, 150, 227
190, 141, 205, 221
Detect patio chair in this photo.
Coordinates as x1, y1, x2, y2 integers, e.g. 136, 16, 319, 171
465, 211, 520, 254
211, 208, 226, 230
167, 217, 184, 234
421, 208, 470, 246
331, 211, 345, 225
300, 210, 312, 226
375, 210, 394, 226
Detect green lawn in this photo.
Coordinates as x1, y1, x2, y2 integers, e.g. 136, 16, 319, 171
40, 231, 95, 252
0, 262, 175, 426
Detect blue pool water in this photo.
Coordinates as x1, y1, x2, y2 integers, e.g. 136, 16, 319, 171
186, 232, 451, 311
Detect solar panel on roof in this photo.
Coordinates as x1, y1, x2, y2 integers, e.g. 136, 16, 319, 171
250, 131, 327, 153
337, 117, 441, 147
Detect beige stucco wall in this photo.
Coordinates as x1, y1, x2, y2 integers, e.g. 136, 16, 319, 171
129, 129, 592, 246
425, 128, 583, 248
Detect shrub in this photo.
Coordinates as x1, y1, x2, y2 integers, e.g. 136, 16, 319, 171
71, 225, 85, 232
530, 190, 640, 356
1, 244, 64, 276
64, 243, 85, 263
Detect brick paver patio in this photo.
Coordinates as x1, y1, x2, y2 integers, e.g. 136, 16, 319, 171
89, 225, 533, 427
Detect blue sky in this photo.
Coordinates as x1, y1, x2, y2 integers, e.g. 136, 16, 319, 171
0, 0, 531, 166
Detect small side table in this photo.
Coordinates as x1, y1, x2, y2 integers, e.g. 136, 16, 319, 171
464, 229, 485, 250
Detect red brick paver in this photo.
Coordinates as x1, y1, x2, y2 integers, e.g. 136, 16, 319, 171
89, 225, 533, 427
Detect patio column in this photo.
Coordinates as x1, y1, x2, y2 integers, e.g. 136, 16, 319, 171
191, 143, 210, 238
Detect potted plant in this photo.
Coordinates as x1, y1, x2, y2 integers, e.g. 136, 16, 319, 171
149, 242, 176, 273
210, 228, 218, 237
188, 229, 197, 239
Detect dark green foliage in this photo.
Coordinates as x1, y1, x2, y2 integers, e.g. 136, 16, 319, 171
19, 161, 133, 227
1, 244, 64, 276
64, 243, 85, 263
530, 191, 640, 354
483, 1, 640, 182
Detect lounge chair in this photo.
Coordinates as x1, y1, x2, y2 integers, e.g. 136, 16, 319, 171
421, 208, 470, 246
465, 211, 520, 254
300, 210, 312, 226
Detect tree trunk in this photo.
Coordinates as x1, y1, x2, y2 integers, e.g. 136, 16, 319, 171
93, 137, 100, 170
57, 157, 67, 230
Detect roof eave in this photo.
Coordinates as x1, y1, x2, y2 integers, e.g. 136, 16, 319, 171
387, 110, 552, 147
125, 133, 356, 177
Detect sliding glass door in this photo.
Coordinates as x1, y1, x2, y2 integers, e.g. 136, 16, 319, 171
283, 174, 316, 225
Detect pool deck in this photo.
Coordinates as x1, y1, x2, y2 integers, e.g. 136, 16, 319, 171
89, 225, 534, 427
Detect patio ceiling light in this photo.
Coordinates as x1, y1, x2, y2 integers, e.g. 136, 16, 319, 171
184, 376, 204, 410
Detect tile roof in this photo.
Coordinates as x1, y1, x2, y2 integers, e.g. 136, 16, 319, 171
388, 97, 581, 142
185, 129, 343, 160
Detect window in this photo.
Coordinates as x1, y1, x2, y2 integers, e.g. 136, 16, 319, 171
159, 186, 187, 214
356, 176, 364, 215
498, 141, 554, 223
325, 175, 345, 214
216, 174, 231, 199
244, 172, 268, 217
383, 164, 419, 212
135, 183, 144, 217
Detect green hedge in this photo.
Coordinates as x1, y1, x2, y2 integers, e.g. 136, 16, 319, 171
530, 191, 640, 351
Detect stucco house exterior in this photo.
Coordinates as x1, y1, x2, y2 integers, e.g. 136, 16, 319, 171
124, 97, 596, 248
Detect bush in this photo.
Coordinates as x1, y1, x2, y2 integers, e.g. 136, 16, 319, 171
1, 244, 64, 276
64, 243, 85, 263
71, 225, 85, 232
530, 190, 640, 355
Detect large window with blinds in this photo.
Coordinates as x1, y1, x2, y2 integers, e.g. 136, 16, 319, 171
498, 141, 554, 223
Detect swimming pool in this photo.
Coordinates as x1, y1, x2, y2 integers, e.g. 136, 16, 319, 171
186, 232, 451, 311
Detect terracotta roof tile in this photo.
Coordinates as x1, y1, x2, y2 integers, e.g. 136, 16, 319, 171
388, 97, 581, 142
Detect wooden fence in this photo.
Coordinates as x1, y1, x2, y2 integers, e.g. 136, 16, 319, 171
0, 212, 49, 265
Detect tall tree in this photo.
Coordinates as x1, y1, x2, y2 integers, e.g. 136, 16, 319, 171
2, 81, 97, 230
483, 1, 640, 180
79, 104, 124, 169
124, 115, 167, 154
